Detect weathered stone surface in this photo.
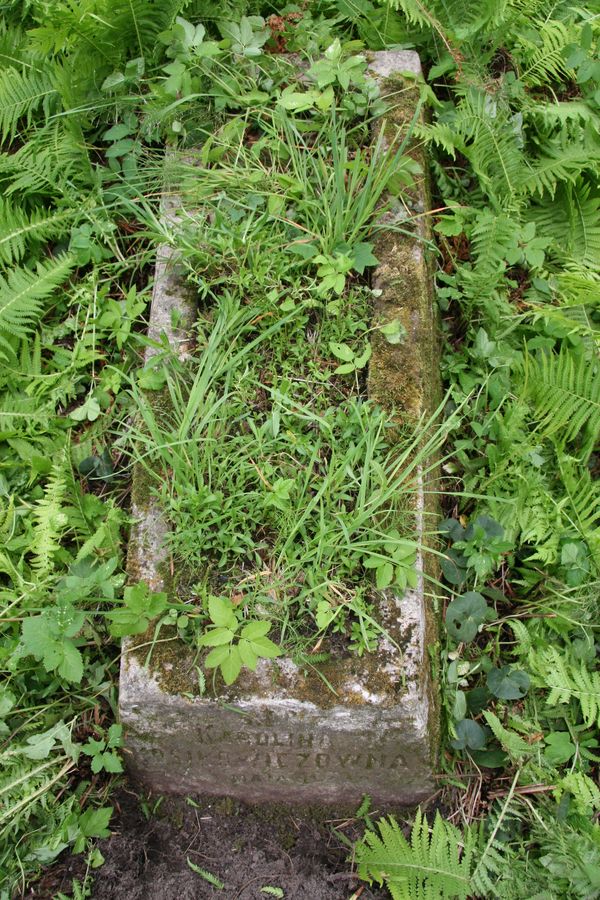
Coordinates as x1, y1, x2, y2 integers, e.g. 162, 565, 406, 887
120, 50, 441, 807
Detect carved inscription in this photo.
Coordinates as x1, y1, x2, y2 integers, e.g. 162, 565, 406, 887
146, 725, 409, 788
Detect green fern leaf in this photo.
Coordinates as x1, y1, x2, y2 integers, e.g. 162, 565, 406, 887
31, 462, 68, 575
0, 255, 74, 358
516, 19, 573, 87
529, 178, 600, 270
531, 647, 600, 729
112, 0, 188, 57
355, 810, 475, 899
521, 349, 600, 460
483, 711, 532, 759
0, 198, 73, 265
556, 772, 600, 815
0, 123, 93, 198
456, 88, 524, 205
559, 457, 600, 566
0, 495, 15, 543
0, 66, 57, 142
470, 208, 517, 278
521, 133, 600, 197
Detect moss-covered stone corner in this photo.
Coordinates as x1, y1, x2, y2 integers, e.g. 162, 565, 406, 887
125, 616, 198, 695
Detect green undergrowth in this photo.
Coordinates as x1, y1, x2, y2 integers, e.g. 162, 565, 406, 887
127, 100, 440, 676
1, 0, 599, 897
353, 1, 600, 898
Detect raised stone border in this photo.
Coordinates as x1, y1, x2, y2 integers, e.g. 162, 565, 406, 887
120, 50, 441, 806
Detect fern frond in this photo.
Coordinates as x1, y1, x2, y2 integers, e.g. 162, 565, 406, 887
0, 495, 15, 543
111, 0, 190, 57
0, 198, 73, 265
31, 461, 68, 575
521, 132, 600, 197
531, 647, 600, 728
528, 101, 600, 127
0, 23, 28, 67
355, 810, 475, 900
482, 711, 532, 759
0, 129, 91, 198
515, 19, 573, 87
451, 88, 524, 205
385, 0, 507, 39
0, 394, 49, 437
470, 208, 517, 277
557, 772, 600, 815
521, 348, 600, 460
0, 66, 57, 142
529, 178, 600, 270
559, 457, 600, 566
507, 618, 533, 656
555, 267, 600, 305
0, 255, 74, 358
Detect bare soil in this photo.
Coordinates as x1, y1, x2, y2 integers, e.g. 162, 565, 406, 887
37, 785, 389, 899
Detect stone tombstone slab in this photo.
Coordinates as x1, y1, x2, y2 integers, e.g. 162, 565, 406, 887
120, 50, 441, 807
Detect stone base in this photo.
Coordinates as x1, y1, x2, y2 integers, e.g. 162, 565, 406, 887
120, 49, 441, 807
120, 644, 434, 806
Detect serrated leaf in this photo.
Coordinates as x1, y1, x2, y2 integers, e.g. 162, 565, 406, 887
205, 645, 230, 668
57, 641, 83, 683
249, 636, 281, 659
221, 647, 242, 684
375, 562, 394, 589
101, 751, 123, 773
208, 596, 238, 629
79, 807, 113, 839
241, 621, 271, 640
351, 242, 379, 273
197, 627, 235, 647
238, 639, 258, 670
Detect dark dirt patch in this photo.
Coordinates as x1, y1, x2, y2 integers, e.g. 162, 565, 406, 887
38, 786, 389, 899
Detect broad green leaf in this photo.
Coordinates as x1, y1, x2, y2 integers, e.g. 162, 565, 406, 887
351, 242, 379, 273
248, 636, 282, 659
329, 341, 354, 362
487, 666, 530, 700
445, 592, 488, 642
101, 71, 126, 92
197, 627, 235, 647
205, 645, 230, 668
451, 718, 487, 750
376, 562, 394, 589
221, 647, 242, 684
544, 731, 576, 765
379, 319, 406, 345
79, 807, 113, 839
241, 621, 271, 640
287, 242, 318, 260
208, 596, 238, 629
238, 639, 258, 670
277, 88, 319, 111
57, 642, 84, 684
